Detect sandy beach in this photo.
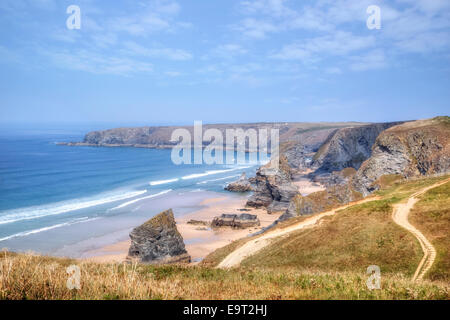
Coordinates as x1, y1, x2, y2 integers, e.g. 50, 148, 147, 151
82, 193, 281, 264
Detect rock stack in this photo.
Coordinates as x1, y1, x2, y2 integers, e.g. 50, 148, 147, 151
127, 209, 191, 264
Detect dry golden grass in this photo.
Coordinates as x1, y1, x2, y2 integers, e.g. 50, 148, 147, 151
0, 251, 448, 300
240, 199, 422, 275
2, 175, 449, 300
410, 182, 450, 282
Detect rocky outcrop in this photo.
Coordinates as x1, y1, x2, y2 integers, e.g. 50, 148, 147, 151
211, 213, 260, 229
246, 156, 299, 213
353, 117, 450, 196
283, 183, 362, 220
187, 219, 209, 226
281, 128, 341, 171
312, 122, 403, 172
127, 209, 191, 264
225, 173, 254, 192
64, 122, 367, 151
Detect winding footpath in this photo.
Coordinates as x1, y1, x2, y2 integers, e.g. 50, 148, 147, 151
392, 179, 449, 281
217, 196, 380, 269
218, 179, 449, 281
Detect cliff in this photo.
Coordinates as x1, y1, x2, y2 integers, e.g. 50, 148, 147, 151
353, 117, 450, 196
312, 122, 404, 172
246, 155, 299, 213
66, 122, 367, 150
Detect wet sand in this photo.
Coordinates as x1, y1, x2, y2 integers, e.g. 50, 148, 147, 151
292, 169, 326, 195
83, 173, 322, 264
83, 194, 281, 264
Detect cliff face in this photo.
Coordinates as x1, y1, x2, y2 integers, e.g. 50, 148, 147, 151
353, 117, 450, 196
73, 122, 368, 150
84, 127, 177, 147
246, 156, 299, 213
312, 122, 403, 172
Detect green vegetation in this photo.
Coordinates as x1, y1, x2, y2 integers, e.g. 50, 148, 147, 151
240, 199, 422, 275
0, 251, 447, 300
410, 182, 450, 282
1, 175, 449, 300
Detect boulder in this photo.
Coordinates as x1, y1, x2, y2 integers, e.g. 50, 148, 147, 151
187, 219, 209, 226
211, 214, 237, 227
233, 214, 261, 228
211, 213, 260, 229
127, 209, 191, 264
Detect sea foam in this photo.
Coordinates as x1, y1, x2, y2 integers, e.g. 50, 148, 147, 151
196, 174, 241, 184
0, 190, 147, 225
149, 178, 179, 186
181, 167, 251, 180
0, 217, 99, 242
110, 189, 172, 210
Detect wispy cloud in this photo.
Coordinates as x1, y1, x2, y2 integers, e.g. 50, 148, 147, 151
350, 50, 387, 71
271, 31, 375, 61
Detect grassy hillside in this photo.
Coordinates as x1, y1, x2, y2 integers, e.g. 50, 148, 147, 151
1, 175, 449, 300
205, 175, 450, 279
0, 251, 448, 300
410, 182, 450, 282
239, 198, 422, 275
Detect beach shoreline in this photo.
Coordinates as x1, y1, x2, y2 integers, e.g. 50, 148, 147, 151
81, 193, 281, 264
80, 172, 325, 264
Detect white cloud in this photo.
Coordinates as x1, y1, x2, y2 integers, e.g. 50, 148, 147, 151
240, 0, 295, 17
350, 50, 387, 71
234, 18, 279, 39
123, 41, 192, 61
42, 49, 153, 75
325, 67, 342, 75
271, 32, 375, 61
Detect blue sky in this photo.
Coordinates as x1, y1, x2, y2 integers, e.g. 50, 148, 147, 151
0, 0, 449, 125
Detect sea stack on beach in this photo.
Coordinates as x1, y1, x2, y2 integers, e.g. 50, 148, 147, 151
127, 209, 191, 264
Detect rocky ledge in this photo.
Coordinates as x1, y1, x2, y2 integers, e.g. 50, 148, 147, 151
211, 213, 260, 229
224, 173, 254, 192
353, 117, 450, 196
127, 209, 191, 264
246, 156, 299, 214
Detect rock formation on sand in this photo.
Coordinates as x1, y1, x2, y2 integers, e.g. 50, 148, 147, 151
127, 209, 191, 264
246, 156, 299, 213
225, 173, 254, 192
353, 117, 450, 196
211, 213, 260, 229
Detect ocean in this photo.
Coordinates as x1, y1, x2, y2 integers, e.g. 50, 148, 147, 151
0, 125, 261, 258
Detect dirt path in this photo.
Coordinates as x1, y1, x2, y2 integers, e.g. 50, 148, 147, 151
217, 196, 380, 269
392, 179, 449, 281
217, 178, 449, 271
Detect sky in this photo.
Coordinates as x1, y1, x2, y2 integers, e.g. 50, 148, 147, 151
0, 0, 449, 126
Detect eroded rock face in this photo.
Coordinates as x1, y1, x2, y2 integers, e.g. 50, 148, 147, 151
312, 122, 403, 172
353, 118, 450, 196
211, 213, 260, 229
225, 173, 254, 192
246, 156, 299, 213
127, 209, 191, 264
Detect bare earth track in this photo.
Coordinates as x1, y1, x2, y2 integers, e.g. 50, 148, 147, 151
392, 179, 450, 281
218, 179, 449, 281
217, 197, 380, 269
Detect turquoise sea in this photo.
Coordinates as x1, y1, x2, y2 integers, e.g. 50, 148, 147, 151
0, 124, 260, 257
